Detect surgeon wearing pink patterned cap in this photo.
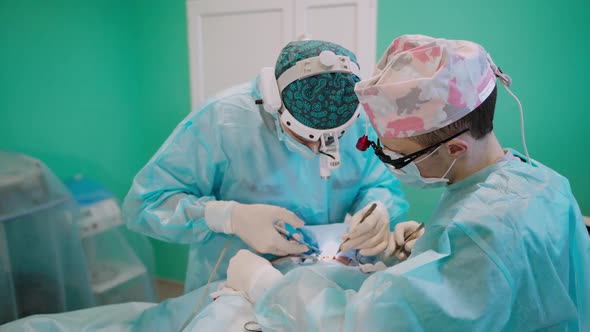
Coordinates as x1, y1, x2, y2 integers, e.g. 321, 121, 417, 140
329, 34, 589, 330
219, 35, 589, 331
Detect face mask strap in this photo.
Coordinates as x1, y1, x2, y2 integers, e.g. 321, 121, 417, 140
415, 145, 456, 181
414, 145, 441, 164
441, 158, 457, 179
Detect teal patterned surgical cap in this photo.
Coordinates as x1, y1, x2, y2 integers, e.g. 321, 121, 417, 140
275, 40, 361, 130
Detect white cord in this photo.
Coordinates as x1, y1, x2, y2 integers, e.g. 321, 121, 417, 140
178, 234, 235, 332
501, 84, 531, 164
488, 53, 531, 165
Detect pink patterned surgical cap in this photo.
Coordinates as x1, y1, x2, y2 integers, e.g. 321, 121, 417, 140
355, 34, 510, 138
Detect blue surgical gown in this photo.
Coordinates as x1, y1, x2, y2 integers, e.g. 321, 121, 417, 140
254, 150, 590, 331
122, 78, 408, 292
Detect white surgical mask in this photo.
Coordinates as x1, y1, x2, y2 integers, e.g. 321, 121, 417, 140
277, 121, 317, 159
384, 146, 456, 189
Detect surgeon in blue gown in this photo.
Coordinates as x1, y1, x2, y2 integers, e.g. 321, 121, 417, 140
223, 35, 590, 331
122, 40, 408, 293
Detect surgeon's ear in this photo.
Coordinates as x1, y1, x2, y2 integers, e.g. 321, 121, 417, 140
446, 139, 469, 158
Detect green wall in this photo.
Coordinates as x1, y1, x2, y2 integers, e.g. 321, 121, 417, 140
0, 0, 145, 199
1, 0, 588, 283
0, 0, 191, 281
130, 0, 192, 281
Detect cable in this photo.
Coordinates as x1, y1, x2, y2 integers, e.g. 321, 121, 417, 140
502, 84, 531, 164
319, 151, 335, 159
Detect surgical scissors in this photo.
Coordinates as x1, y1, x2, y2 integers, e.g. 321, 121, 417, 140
274, 221, 320, 254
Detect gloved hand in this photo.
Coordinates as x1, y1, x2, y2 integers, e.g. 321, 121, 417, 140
340, 201, 390, 256
205, 201, 308, 256
226, 250, 284, 303
385, 221, 425, 260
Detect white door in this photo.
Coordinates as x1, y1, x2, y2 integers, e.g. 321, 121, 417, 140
186, 0, 376, 108
186, 0, 295, 108
295, 0, 377, 79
